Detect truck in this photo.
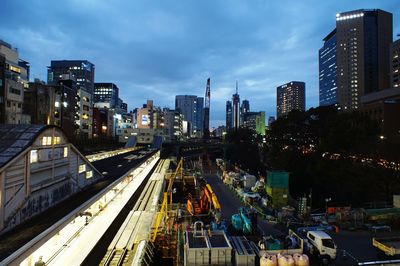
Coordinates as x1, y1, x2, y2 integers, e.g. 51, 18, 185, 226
373, 237, 400, 256
258, 229, 337, 265
305, 230, 337, 264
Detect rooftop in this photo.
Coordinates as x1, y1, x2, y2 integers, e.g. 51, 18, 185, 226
0, 124, 52, 168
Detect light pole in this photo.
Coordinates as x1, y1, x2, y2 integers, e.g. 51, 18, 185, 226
325, 197, 332, 214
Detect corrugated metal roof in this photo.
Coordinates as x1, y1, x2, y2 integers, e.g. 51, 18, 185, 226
0, 124, 51, 168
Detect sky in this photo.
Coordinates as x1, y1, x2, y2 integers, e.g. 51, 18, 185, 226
0, 0, 399, 127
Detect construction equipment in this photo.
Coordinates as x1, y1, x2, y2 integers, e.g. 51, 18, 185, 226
231, 207, 256, 234
373, 236, 400, 256
187, 183, 221, 216
151, 158, 183, 242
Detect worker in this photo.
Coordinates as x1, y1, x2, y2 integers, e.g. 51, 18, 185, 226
34, 256, 45, 266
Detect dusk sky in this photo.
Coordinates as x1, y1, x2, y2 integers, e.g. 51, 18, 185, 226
1, 0, 399, 127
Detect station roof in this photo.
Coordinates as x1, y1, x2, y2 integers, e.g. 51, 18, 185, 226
0, 124, 53, 168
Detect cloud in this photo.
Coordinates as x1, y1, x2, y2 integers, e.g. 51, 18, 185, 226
0, 0, 398, 127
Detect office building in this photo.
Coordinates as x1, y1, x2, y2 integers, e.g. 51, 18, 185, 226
24, 80, 78, 140
390, 39, 400, 88
48, 60, 95, 138
175, 95, 204, 137
232, 82, 240, 130
163, 108, 183, 142
336, 9, 392, 110
0, 40, 30, 124
277, 81, 306, 118
226, 101, 232, 131
268, 116, 276, 127
243, 111, 266, 136
94, 83, 119, 109
241, 100, 250, 114
0, 54, 5, 123
319, 29, 338, 106
240, 99, 250, 126
361, 88, 400, 137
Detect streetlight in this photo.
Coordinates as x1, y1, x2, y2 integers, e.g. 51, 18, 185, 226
325, 198, 332, 214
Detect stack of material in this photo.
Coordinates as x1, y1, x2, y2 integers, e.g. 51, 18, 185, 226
266, 171, 289, 208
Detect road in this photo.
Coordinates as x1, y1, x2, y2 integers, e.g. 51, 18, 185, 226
204, 173, 283, 236
0, 148, 155, 261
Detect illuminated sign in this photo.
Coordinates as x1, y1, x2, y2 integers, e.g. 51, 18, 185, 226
9, 65, 21, 73
141, 115, 149, 126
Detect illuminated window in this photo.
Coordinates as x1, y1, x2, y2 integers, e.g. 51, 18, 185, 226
79, 164, 86, 173
42, 136, 52, 145
63, 147, 68, 158
54, 136, 61, 145
86, 171, 93, 179
30, 150, 38, 163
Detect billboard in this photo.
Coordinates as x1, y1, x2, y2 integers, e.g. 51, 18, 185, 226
141, 114, 149, 126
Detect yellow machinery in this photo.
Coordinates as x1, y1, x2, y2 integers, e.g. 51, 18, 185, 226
151, 158, 183, 242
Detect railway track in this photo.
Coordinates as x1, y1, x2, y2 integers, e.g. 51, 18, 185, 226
100, 159, 170, 266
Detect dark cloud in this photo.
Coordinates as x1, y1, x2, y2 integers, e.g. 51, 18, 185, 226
0, 0, 399, 126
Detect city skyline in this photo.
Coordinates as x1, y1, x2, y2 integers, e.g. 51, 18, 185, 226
0, 1, 399, 126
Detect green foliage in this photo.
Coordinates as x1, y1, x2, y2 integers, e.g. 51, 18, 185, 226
266, 107, 398, 208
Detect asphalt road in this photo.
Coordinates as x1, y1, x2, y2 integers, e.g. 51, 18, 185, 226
204, 172, 283, 236
0, 148, 155, 261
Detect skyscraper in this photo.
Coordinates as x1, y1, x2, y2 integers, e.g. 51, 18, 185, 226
277, 81, 305, 118
48, 60, 95, 138
336, 9, 392, 110
232, 82, 240, 130
319, 29, 337, 106
390, 38, 400, 88
94, 83, 119, 109
175, 95, 204, 137
241, 100, 250, 114
226, 100, 232, 131
240, 99, 250, 127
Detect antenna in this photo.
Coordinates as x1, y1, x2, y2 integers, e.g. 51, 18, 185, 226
236, 80, 238, 94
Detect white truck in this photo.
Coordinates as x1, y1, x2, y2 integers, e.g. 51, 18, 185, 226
258, 229, 337, 265
305, 230, 337, 264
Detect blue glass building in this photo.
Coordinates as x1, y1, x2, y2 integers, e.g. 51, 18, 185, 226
319, 29, 337, 106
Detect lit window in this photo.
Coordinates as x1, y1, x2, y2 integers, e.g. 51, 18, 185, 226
54, 136, 61, 145
63, 147, 68, 158
42, 136, 52, 145
86, 171, 93, 179
79, 164, 86, 173
30, 150, 38, 163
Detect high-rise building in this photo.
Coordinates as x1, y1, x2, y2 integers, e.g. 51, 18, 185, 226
268, 116, 276, 127
336, 9, 392, 111
0, 40, 30, 124
241, 100, 250, 114
226, 100, 232, 131
175, 95, 204, 137
277, 81, 306, 118
48, 60, 95, 138
232, 82, 240, 130
390, 38, 400, 88
94, 83, 119, 109
319, 29, 338, 106
240, 99, 250, 127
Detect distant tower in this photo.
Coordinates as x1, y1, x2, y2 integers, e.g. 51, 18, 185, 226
232, 81, 240, 130
203, 78, 211, 138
